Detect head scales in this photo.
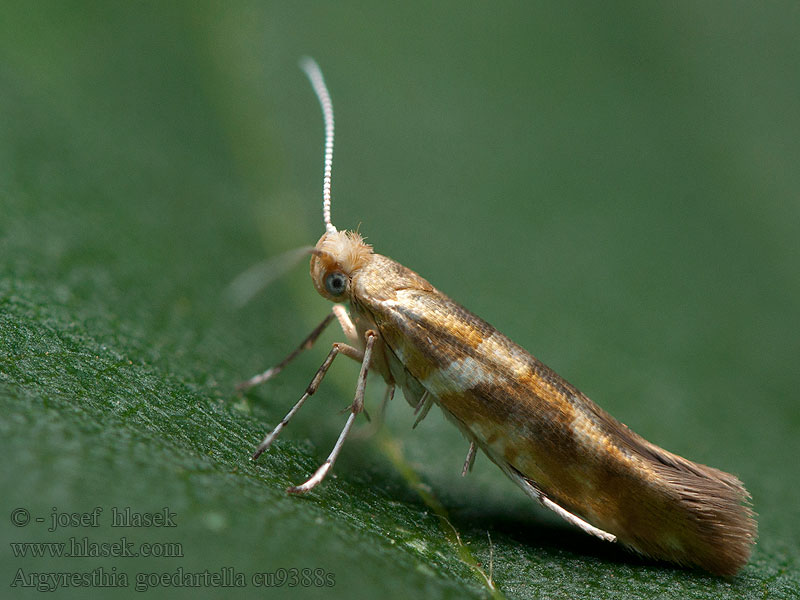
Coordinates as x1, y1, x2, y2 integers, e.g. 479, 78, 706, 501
299, 57, 337, 235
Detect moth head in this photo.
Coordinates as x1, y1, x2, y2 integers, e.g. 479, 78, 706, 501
310, 230, 373, 302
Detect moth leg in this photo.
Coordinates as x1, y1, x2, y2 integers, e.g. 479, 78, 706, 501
376, 383, 395, 423
461, 441, 477, 477
352, 383, 395, 440
332, 304, 359, 345
287, 331, 377, 494
504, 465, 616, 543
537, 494, 616, 543
251, 340, 363, 461
237, 311, 336, 392
412, 390, 433, 429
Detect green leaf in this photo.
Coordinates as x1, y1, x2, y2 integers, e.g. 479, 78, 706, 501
1, 4, 798, 599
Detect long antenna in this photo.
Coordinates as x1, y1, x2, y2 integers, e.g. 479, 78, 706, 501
299, 57, 337, 234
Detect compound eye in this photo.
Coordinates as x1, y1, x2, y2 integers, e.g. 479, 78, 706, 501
324, 271, 348, 296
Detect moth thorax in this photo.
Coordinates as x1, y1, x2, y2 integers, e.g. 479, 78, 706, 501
310, 230, 373, 302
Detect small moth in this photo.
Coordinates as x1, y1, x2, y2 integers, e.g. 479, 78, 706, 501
244, 58, 756, 576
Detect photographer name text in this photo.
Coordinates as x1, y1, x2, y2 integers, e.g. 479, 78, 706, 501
12, 506, 176, 532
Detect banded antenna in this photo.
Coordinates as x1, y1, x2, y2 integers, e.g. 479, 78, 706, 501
300, 57, 337, 234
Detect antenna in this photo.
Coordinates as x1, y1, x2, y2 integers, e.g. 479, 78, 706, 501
299, 57, 337, 234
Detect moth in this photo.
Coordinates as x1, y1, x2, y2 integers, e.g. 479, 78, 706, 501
244, 58, 756, 576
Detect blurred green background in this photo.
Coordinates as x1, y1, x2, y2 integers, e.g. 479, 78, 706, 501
1, 2, 798, 599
